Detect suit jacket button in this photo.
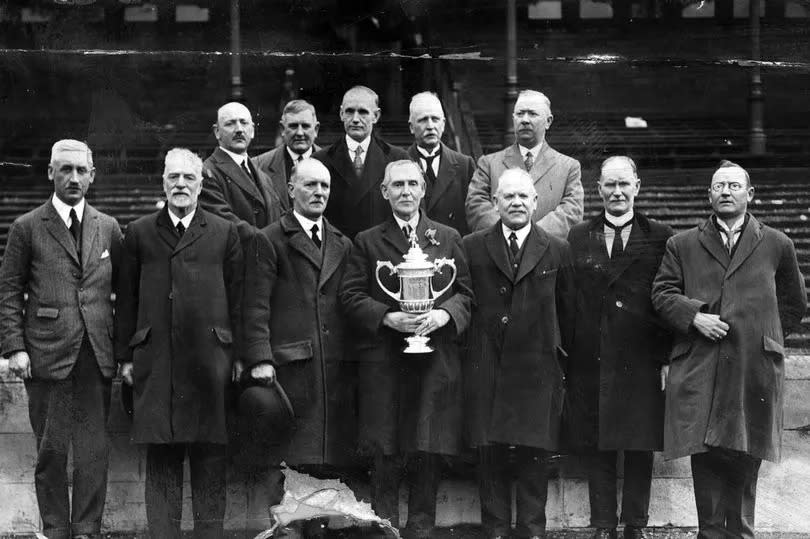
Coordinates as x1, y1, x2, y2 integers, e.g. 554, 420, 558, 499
501, 315, 509, 325
616, 300, 623, 308
499, 287, 507, 295
169, 292, 174, 300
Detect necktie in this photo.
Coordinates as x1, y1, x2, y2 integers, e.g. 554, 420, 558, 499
604, 219, 629, 258
176, 222, 186, 237
311, 224, 321, 249
524, 151, 534, 172
509, 232, 519, 257
353, 146, 364, 177
241, 159, 252, 179
422, 153, 438, 187
402, 225, 412, 240
69, 208, 81, 255
720, 227, 738, 254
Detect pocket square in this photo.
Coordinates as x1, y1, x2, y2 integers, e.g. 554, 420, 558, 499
100, 249, 110, 259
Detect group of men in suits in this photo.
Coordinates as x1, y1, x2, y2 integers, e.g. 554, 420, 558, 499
0, 80, 805, 539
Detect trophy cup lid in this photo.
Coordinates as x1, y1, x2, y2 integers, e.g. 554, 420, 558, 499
398, 231, 434, 271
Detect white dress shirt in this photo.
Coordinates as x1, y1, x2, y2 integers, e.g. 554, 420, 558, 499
346, 135, 371, 165
287, 147, 313, 163
51, 195, 85, 228
604, 210, 634, 257
416, 145, 441, 177
219, 146, 252, 170
293, 210, 324, 243
394, 212, 420, 239
518, 142, 543, 164
168, 208, 195, 231
502, 222, 531, 250
716, 214, 746, 252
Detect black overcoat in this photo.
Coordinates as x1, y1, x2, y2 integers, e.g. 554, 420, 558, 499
462, 223, 574, 450
242, 213, 355, 465
339, 214, 473, 456
565, 212, 673, 452
115, 207, 243, 444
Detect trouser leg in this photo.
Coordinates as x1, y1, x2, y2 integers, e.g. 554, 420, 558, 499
620, 450, 654, 528
25, 377, 72, 539
478, 445, 512, 538
724, 451, 761, 539
145, 443, 185, 539
405, 451, 440, 533
69, 342, 112, 537
514, 445, 549, 538
690, 451, 727, 539
188, 443, 227, 539
372, 451, 401, 526
588, 450, 618, 529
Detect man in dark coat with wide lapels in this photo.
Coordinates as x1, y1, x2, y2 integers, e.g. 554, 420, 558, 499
0, 139, 123, 539
201, 101, 284, 245
463, 168, 574, 539
405, 91, 475, 236
565, 156, 673, 539
314, 85, 409, 239
252, 99, 322, 214
116, 148, 243, 539
241, 158, 355, 506
340, 160, 473, 538
652, 160, 806, 539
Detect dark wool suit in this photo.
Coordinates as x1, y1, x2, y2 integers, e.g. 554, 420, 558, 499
201, 146, 284, 244
463, 222, 574, 538
252, 143, 322, 213
566, 212, 673, 529
406, 142, 475, 236
314, 135, 409, 239
652, 214, 806, 539
115, 207, 243, 539
0, 200, 123, 539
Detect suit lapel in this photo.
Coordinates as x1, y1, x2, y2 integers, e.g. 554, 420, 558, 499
213, 147, 265, 207
381, 216, 411, 255
531, 144, 559, 186
43, 203, 80, 266
319, 220, 344, 287
698, 218, 730, 269
501, 145, 524, 171
80, 204, 100, 270
173, 209, 207, 255
283, 214, 322, 270
514, 225, 549, 284
484, 224, 514, 282
606, 217, 645, 287
331, 139, 360, 194
347, 138, 385, 207
725, 215, 764, 279
156, 208, 179, 250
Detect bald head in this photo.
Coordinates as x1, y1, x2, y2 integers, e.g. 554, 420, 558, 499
409, 92, 446, 151
289, 158, 331, 220
214, 101, 254, 154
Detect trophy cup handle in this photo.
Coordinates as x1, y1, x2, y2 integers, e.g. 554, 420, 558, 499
375, 261, 401, 302
431, 258, 457, 299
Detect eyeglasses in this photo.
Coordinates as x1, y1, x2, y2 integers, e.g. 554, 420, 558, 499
711, 182, 745, 192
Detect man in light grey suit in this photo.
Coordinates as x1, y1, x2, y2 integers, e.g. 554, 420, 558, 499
465, 90, 583, 239
0, 139, 123, 539
253, 99, 322, 213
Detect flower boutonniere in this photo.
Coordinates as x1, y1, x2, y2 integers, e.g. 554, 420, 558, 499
425, 228, 440, 246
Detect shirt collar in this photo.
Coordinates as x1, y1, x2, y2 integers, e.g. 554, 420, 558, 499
502, 222, 532, 248
416, 145, 441, 159
51, 195, 85, 227
293, 209, 323, 235
346, 135, 371, 154
168, 208, 195, 229
394, 211, 420, 234
518, 142, 543, 159
219, 146, 250, 167
604, 209, 634, 228
287, 146, 313, 162
715, 214, 746, 234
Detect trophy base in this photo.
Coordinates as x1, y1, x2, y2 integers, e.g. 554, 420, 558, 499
403, 335, 434, 354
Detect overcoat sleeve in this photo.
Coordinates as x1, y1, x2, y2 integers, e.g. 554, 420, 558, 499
200, 165, 256, 244
339, 234, 394, 338
0, 219, 31, 356
651, 235, 707, 335
114, 224, 140, 364
433, 232, 474, 336
223, 222, 244, 357
241, 231, 279, 367
775, 234, 807, 336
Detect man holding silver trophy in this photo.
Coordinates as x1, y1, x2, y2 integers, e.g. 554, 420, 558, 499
339, 159, 474, 539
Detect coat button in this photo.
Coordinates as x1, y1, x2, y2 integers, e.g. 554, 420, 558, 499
169, 292, 174, 300
616, 300, 623, 308
501, 315, 509, 325
499, 287, 507, 295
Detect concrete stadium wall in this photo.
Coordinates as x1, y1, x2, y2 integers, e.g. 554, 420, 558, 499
1, 356, 809, 535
